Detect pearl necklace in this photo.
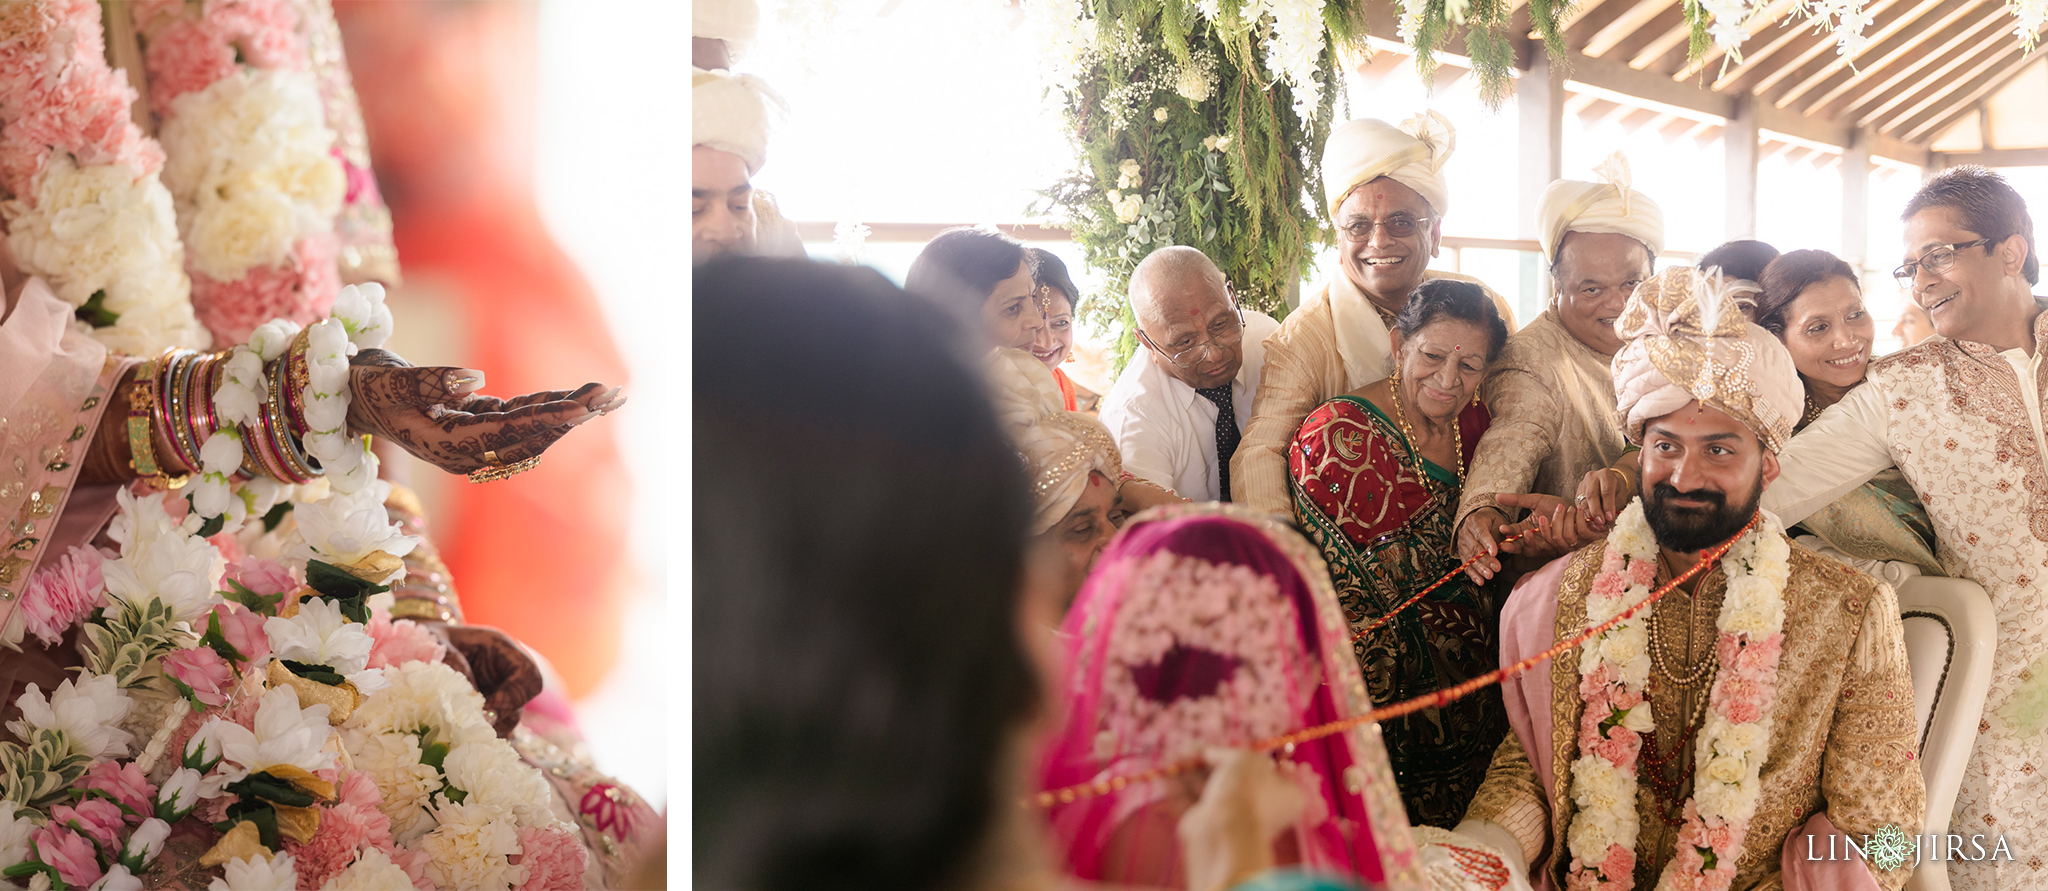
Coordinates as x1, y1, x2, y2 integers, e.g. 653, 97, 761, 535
1387, 370, 1465, 484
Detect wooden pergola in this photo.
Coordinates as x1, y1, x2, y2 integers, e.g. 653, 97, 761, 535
1346, 0, 2048, 264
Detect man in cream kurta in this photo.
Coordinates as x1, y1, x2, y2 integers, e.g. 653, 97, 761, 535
1233, 112, 1515, 517
1455, 160, 1662, 544
1460, 267, 1923, 891
1762, 167, 2048, 890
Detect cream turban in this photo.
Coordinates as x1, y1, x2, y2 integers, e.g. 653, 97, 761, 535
693, 67, 784, 174
694, 0, 758, 60
1537, 153, 1665, 261
1611, 267, 1804, 452
987, 349, 1123, 534
1321, 111, 1454, 220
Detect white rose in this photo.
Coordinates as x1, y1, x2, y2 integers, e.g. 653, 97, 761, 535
1153, 106, 1168, 122
1215, 134, 1232, 151
1620, 703, 1655, 733
1703, 753, 1748, 786
1114, 195, 1143, 224
123, 818, 171, 866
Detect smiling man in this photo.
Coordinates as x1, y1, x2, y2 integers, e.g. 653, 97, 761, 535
1230, 113, 1517, 517
1099, 247, 1280, 502
1761, 165, 2048, 890
693, 65, 786, 264
1455, 161, 1662, 573
1459, 266, 1922, 891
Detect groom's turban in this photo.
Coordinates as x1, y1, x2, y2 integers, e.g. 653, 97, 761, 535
1611, 266, 1804, 452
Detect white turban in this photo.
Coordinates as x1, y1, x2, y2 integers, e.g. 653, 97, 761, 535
1611, 267, 1804, 452
694, 0, 758, 60
987, 349, 1123, 534
1537, 153, 1665, 261
1321, 111, 1454, 220
693, 67, 784, 174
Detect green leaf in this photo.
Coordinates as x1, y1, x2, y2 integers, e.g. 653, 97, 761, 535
419, 740, 450, 771
201, 609, 247, 665
196, 512, 225, 538
165, 673, 207, 713
220, 578, 284, 616
280, 660, 345, 686
305, 560, 387, 623
261, 500, 292, 532
74, 290, 118, 328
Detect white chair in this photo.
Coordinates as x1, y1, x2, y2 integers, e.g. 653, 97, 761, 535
1897, 576, 1996, 891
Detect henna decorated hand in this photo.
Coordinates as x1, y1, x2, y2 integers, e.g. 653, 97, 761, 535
431, 624, 545, 738
346, 348, 625, 474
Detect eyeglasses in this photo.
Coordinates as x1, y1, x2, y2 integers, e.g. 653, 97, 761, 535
1138, 288, 1246, 368
1337, 214, 1431, 242
1892, 238, 1994, 288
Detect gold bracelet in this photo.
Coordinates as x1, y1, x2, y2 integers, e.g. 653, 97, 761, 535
1604, 466, 1632, 493
127, 355, 189, 489
467, 449, 541, 484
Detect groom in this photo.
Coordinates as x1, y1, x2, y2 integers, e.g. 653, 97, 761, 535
1455, 267, 1924, 890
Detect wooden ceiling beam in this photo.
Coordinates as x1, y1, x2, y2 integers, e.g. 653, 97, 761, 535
1855, 23, 2016, 127
1749, 0, 1908, 96
1896, 46, 2041, 141
1627, 19, 1694, 71
1557, 0, 1617, 33
1564, 0, 1642, 52
1785, 0, 1987, 113
1827, 3, 2008, 118
1584, 0, 1679, 57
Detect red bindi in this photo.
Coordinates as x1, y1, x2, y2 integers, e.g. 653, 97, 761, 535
1089, 475, 1102, 488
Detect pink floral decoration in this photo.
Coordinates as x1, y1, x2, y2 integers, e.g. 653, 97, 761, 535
203, 0, 303, 71
227, 555, 295, 598
287, 795, 392, 889
208, 601, 272, 665
132, 0, 186, 33
366, 615, 446, 670
79, 760, 156, 824
50, 798, 123, 849
336, 147, 379, 206
19, 544, 104, 647
29, 825, 100, 888
190, 233, 340, 345
164, 645, 236, 708
143, 18, 235, 114
386, 844, 436, 891
513, 825, 589, 891
0, 130, 45, 200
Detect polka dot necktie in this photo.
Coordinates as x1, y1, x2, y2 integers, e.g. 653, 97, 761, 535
1195, 384, 1240, 502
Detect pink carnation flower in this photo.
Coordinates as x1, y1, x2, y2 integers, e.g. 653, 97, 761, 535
1718, 676, 1768, 725
0, 130, 47, 203
337, 769, 383, 812
1598, 844, 1634, 883
164, 645, 236, 708
145, 18, 235, 114
1589, 570, 1625, 601
1599, 548, 1627, 574
205, 0, 303, 70
50, 798, 124, 849
367, 615, 445, 670
19, 544, 105, 647
513, 825, 589, 891
287, 800, 389, 889
13, 65, 157, 173
1577, 663, 1616, 700
133, 0, 186, 32
1610, 687, 1643, 710
1627, 556, 1659, 586
381, 843, 435, 890
79, 760, 156, 823
29, 825, 100, 888
191, 234, 340, 345
208, 601, 271, 665
1586, 725, 1641, 771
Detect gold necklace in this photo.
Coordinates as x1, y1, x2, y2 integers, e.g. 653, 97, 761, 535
1387, 370, 1465, 483
1649, 554, 1716, 686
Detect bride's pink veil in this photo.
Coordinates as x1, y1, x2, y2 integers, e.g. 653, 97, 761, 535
1035, 503, 1424, 888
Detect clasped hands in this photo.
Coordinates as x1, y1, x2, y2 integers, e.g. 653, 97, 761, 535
1455, 464, 1637, 584
346, 348, 625, 475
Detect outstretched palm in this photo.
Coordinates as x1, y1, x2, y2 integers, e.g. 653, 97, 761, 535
345, 348, 624, 474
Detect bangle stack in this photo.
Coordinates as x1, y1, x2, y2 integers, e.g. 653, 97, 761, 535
153, 339, 324, 502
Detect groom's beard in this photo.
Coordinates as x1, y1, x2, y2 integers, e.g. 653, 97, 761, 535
1642, 475, 1762, 552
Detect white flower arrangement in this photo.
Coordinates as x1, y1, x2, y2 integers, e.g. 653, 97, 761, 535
0, 154, 205, 354
204, 687, 336, 781
159, 70, 344, 282
264, 597, 375, 677
1260, 0, 1330, 120
6, 674, 135, 761
100, 489, 225, 625
318, 848, 415, 891
206, 852, 298, 891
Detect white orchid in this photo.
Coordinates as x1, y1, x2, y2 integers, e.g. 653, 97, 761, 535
207, 687, 336, 781
7, 674, 133, 759
266, 597, 374, 675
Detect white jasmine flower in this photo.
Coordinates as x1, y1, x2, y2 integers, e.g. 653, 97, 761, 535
0, 799, 33, 873
8, 674, 133, 759
89, 865, 143, 891
246, 319, 301, 362
216, 348, 267, 427
267, 597, 374, 675
442, 737, 554, 827
319, 848, 415, 891
206, 852, 298, 891
208, 687, 336, 781
420, 799, 523, 891
331, 284, 392, 350
123, 818, 171, 866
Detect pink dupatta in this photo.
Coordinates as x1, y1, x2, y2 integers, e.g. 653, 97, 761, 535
1035, 503, 1425, 889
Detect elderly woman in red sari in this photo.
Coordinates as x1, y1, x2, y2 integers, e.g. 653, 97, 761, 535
1287, 279, 1511, 828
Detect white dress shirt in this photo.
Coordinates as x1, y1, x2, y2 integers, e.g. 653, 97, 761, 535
1099, 310, 1280, 502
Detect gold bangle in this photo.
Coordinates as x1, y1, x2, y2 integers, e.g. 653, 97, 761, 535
1604, 466, 1632, 492
467, 450, 541, 484
388, 597, 455, 624
128, 354, 189, 489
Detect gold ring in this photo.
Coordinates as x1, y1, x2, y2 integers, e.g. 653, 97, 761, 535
481, 450, 499, 464
468, 453, 541, 483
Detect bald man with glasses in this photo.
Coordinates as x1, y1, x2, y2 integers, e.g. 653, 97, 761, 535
1099, 247, 1280, 503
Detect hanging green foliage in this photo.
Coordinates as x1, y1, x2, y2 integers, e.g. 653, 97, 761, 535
1035, 1, 1362, 368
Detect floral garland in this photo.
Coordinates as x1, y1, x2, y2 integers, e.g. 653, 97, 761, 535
143, 0, 347, 347
0, 0, 205, 356
1566, 501, 1789, 891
